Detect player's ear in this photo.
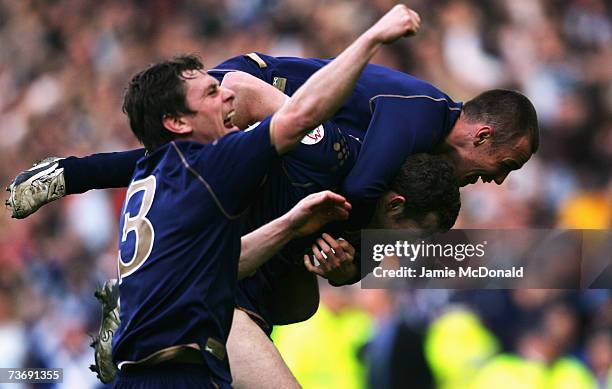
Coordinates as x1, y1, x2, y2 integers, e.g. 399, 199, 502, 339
473, 126, 492, 146
163, 114, 192, 135
386, 194, 405, 217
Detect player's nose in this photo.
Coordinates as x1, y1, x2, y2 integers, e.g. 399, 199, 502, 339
222, 87, 235, 102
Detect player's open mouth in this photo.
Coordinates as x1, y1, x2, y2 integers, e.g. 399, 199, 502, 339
223, 111, 235, 129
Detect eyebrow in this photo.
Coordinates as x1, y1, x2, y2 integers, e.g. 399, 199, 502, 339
203, 82, 218, 96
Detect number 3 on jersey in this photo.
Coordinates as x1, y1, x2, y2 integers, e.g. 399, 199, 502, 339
119, 176, 156, 279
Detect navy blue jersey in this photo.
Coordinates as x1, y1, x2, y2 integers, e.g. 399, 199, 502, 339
234, 122, 362, 332
63, 53, 461, 204
242, 121, 360, 234
55, 54, 464, 336
209, 53, 463, 201
113, 118, 276, 383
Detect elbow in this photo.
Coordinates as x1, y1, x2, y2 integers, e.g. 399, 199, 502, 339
237, 248, 257, 280
342, 170, 390, 202
237, 265, 256, 281
274, 107, 318, 149
221, 71, 251, 90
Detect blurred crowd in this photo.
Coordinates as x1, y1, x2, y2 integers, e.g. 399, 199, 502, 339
0, 0, 610, 388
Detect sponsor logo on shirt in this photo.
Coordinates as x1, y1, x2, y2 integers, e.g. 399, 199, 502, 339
300, 125, 325, 145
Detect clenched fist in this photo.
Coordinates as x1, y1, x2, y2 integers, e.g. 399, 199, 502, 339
367, 4, 421, 44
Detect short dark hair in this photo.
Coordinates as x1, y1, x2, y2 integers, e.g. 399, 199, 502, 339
463, 89, 539, 153
122, 55, 204, 151
390, 154, 461, 231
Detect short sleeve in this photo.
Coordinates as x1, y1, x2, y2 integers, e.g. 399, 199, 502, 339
208, 54, 266, 82
280, 121, 361, 190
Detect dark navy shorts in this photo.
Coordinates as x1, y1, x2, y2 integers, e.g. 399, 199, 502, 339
113, 363, 231, 389
235, 254, 297, 336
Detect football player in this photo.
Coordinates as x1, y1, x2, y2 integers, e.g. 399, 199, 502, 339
8, 6, 422, 388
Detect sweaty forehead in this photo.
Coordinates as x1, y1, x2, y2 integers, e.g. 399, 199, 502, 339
182, 71, 215, 96
181, 69, 207, 79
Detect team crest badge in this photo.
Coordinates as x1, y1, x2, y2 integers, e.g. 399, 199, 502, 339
272, 77, 287, 93
300, 125, 325, 145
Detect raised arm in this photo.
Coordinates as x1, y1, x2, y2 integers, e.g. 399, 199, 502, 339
270, 5, 421, 154
7, 4, 421, 219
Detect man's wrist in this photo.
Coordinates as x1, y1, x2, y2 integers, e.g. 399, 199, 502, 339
361, 28, 378, 45
279, 213, 300, 241
358, 29, 383, 52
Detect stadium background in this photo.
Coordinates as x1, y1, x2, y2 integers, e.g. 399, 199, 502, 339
0, 0, 610, 387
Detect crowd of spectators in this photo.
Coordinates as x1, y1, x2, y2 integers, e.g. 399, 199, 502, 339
0, 0, 609, 387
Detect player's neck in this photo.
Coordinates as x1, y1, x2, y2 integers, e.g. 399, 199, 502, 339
437, 113, 466, 153
176, 130, 227, 145
434, 114, 469, 171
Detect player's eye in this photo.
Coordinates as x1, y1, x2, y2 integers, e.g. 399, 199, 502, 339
204, 85, 219, 97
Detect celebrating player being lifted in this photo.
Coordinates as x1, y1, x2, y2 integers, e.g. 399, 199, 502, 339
6, 3, 541, 388
7, 46, 538, 223
7, 0, 539, 223
8, 5, 426, 388
8, 77, 461, 387
6, 5, 540, 389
